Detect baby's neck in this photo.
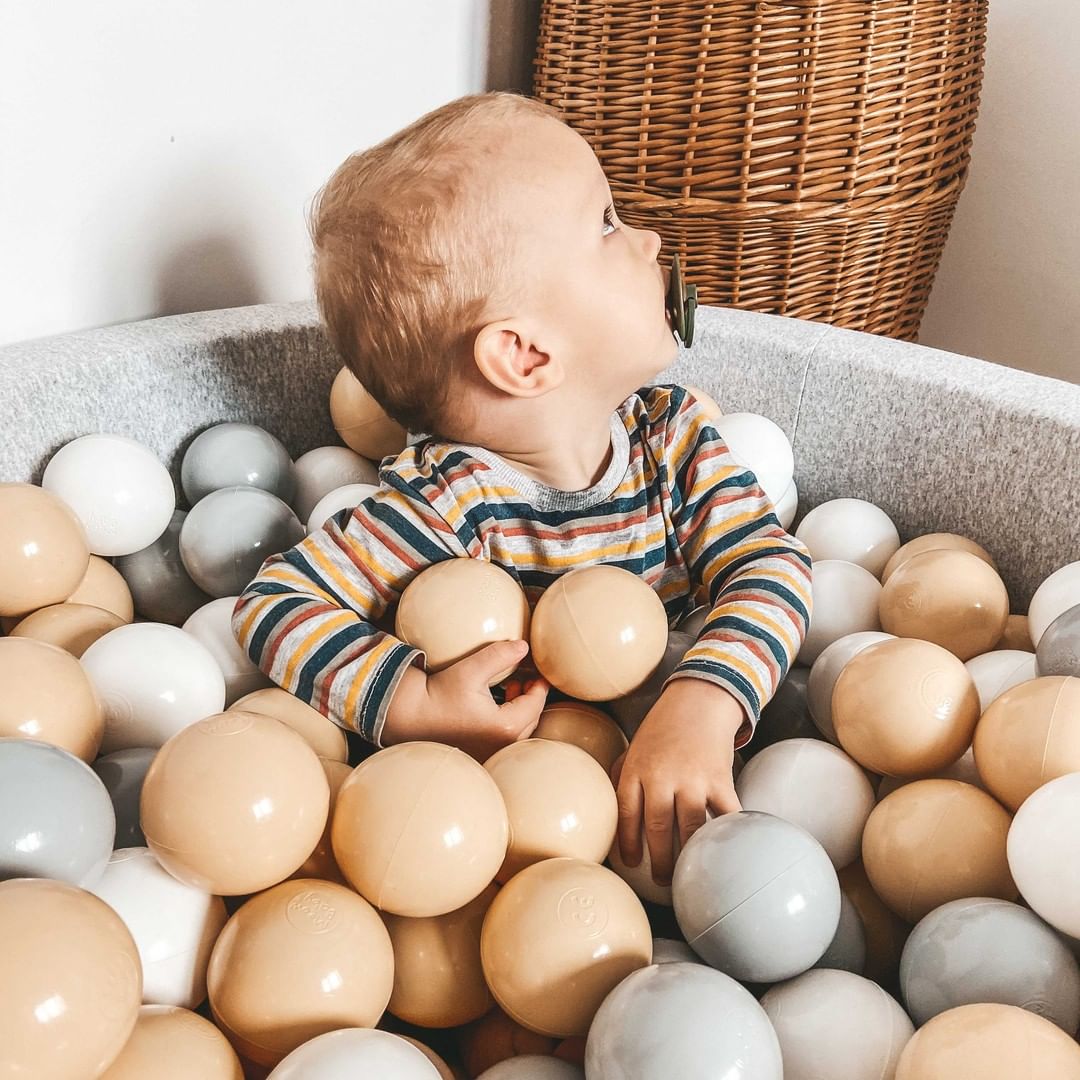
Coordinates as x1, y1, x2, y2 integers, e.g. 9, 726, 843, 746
457, 391, 621, 493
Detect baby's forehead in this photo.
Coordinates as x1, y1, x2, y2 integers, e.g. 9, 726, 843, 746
484, 117, 601, 191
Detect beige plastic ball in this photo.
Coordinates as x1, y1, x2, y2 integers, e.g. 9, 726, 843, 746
9, 601, 126, 657
832, 638, 980, 777
879, 549, 1010, 661
530, 565, 668, 700
383, 882, 498, 1028
331, 741, 508, 917
862, 780, 1017, 923
207, 878, 394, 1068
0, 482, 90, 618
288, 758, 353, 885
882, 533, 997, 584
534, 701, 628, 775
457, 1007, 557, 1077
101, 1005, 243, 1079
480, 857, 652, 1037
329, 367, 408, 461
837, 860, 910, 987
231, 686, 348, 763
395, 559, 531, 684
399, 1037, 461, 1080
996, 613, 1034, 651
0, 877, 142, 1080
67, 554, 136, 622
0, 636, 104, 761
894, 1003, 1080, 1079
140, 710, 330, 895
973, 676, 1080, 811
484, 739, 618, 881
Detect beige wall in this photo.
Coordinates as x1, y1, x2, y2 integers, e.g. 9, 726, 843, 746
919, 0, 1079, 383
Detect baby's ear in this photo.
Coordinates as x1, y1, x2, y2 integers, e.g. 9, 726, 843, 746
473, 320, 563, 398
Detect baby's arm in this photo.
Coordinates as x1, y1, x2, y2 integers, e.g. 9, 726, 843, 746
662, 393, 813, 746
615, 387, 813, 882
231, 474, 547, 753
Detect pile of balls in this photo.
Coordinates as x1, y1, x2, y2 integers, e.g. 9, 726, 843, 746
2, 367, 1080, 1079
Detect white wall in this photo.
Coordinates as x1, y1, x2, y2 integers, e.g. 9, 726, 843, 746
919, 0, 1079, 383
0, 0, 490, 346
3, 1, 1076, 386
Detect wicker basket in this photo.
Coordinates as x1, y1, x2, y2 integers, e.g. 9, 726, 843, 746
532, 0, 990, 341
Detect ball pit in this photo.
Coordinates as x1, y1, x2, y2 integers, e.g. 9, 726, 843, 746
3, 302, 1080, 1076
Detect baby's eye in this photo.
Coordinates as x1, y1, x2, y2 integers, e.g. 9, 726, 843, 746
602, 203, 618, 237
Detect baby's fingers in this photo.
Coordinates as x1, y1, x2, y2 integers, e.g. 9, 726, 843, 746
644, 786, 678, 886
707, 782, 743, 817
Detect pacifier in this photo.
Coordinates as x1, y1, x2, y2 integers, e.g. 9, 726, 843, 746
665, 252, 699, 348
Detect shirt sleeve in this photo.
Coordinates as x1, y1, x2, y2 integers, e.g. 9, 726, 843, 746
660, 385, 814, 750
230, 469, 470, 747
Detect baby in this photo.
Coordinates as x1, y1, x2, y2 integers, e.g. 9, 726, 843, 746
232, 90, 812, 886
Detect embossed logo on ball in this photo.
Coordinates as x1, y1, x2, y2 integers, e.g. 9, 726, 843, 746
557, 887, 609, 939
286, 889, 341, 935
200, 711, 254, 737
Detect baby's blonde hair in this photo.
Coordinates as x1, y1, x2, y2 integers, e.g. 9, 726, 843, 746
308, 90, 565, 441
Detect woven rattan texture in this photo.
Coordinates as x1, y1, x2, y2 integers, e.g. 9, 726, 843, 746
533, 0, 989, 340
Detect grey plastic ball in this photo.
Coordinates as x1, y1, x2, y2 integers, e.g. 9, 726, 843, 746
678, 605, 709, 639
584, 961, 782, 1079
0, 738, 115, 886
179, 486, 305, 597
91, 746, 157, 848
1036, 603, 1080, 677
651, 937, 704, 966
814, 890, 867, 975
114, 508, 213, 625
672, 811, 842, 983
608, 630, 694, 739
760, 968, 913, 1080
181, 421, 297, 506
744, 666, 821, 758
900, 896, 1080, 1033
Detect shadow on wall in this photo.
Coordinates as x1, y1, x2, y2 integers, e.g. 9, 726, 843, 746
485, 0, 542, 92
154, 235, 264, 318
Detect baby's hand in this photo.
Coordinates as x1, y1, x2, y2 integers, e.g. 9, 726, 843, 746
613, 678, 744, 887
425, 639, 549, 762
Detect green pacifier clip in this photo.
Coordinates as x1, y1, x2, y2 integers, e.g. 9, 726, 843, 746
665, 252, 698, 348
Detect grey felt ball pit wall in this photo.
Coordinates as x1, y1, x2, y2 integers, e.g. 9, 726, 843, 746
1, 300, 1078, 612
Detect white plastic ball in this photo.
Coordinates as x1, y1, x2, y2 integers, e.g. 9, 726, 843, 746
306, 483, 379, 534
80, 623, 226, 753
292, 446, 378, 523
89, 846, 228, 1008
760, 968, 913, 1080
965, 649, 1040, 712
774, 479, 799, 530
807, 631, 894, 742
182, 597, 273, 706
795, 499, 901, 579
1029, 561, 1080, 647
41, 434, 175, 556
876, 745, 986, 800
735, 738, 876, 869
267, 1028, 441, 1079
797, 561, 883, 667
1007, 772, 1080, 939
711, 412, 794, 506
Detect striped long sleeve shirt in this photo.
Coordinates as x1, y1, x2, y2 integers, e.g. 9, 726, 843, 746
231, 384, 813, 750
